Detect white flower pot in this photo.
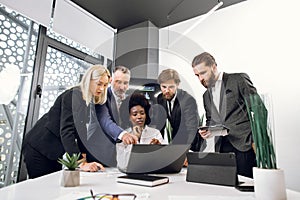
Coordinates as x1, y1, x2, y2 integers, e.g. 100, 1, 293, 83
253, 167, 287, 200
60, 169, 80, 187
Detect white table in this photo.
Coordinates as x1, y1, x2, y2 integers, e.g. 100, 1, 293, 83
0, 168, 299, 200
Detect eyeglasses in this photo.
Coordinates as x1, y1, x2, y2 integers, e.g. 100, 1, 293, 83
90, 189, 136, 200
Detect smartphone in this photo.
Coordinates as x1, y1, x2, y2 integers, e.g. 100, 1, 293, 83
235, 184, 254, 192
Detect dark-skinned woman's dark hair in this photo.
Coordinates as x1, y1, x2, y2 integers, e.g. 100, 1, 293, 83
128, 92, 151, 125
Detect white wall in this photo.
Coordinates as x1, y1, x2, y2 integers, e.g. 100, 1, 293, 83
160, 0, 300, 191
4, 0, 299, 191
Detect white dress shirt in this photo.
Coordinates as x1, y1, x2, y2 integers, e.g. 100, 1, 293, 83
116, 125, 164, 170
204, 72, 228, 152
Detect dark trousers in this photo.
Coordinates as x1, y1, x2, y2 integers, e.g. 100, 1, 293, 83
23, 144, 62, 179
220, 137, 256, 178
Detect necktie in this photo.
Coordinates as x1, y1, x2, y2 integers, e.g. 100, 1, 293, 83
166, 101, 173, 143
166, 119, 173, 143
116, 98, 122, 110
168, 101, 172, 116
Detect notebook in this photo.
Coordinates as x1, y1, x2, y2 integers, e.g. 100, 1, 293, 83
119, 144, 190, 174
117, 174, 169, 187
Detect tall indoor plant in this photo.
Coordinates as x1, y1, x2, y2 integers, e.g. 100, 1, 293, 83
246, 94, 286, 200
58, 152, 82, 187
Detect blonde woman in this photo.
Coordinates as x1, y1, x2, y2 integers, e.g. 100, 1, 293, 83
22, 65, 130, 178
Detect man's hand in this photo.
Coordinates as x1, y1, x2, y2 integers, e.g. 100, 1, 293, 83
121, 132, 138, 145
199, 129, 212, 139
79, 162, 105, 172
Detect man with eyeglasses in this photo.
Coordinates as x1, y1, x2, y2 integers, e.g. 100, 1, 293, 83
156, 69, 201, 151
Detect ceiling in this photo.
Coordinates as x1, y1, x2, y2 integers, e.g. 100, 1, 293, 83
70, 0, 247, 30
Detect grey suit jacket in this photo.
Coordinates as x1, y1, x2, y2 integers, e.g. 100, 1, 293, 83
105, 86, 131, 129
203, 73, 258, 152
106, 87, 120, 124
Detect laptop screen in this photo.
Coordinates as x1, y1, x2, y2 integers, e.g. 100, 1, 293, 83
117, 144, 190, 174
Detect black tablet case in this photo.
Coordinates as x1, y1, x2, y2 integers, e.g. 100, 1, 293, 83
186, 152, 237, 186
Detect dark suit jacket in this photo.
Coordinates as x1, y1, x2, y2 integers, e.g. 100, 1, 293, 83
23, 88, 67, 161
203, 73, 258, 152
157, 89, 200, 150
23, 87, 123, 166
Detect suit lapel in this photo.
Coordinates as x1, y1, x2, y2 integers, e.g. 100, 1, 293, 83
171, 98, 179, 123
111, 95, 120, 124
219, 73, 228, 121
107, 87, 120, 124
208, 88, 219, 116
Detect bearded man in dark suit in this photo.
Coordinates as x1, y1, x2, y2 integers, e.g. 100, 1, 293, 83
156, 69, 201, 152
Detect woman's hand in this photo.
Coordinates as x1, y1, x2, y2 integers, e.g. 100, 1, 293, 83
132, 125, 142, 140
79, 161, 105, 172
150, 138, 161, 144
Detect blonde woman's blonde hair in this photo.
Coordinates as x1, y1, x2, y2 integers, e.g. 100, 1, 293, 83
79, 64, 111, 105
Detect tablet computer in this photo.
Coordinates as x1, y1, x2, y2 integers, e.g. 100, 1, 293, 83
186, 152, 237, 186
198, 124, 229, 131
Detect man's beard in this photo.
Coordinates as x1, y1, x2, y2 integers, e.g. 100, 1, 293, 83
204, 73, 217, 88
163, 92, 175, 101
114, 88, 125, 99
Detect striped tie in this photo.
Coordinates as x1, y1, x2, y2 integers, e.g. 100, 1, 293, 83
166, 101, 173, 143
166, 118, 173, 143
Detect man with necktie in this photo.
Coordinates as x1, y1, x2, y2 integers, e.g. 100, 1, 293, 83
94, 65, 137, 167
106, 66, 131, 127
191, 52, 257, 178
156, 69, 200, 151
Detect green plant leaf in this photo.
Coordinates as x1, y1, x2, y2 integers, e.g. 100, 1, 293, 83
57, 152, 81, 170
246, 94, 277, 169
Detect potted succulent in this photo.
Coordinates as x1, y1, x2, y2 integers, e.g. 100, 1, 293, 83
246, 94, 286, 200
58, 152, 82, 187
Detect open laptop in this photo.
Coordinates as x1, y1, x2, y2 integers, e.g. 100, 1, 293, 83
119, 144, 190, 174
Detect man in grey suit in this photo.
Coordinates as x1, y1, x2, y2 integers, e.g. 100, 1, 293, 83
192, 52, 257, 178
94, 66, 137, 167
106, 65, 131, 128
